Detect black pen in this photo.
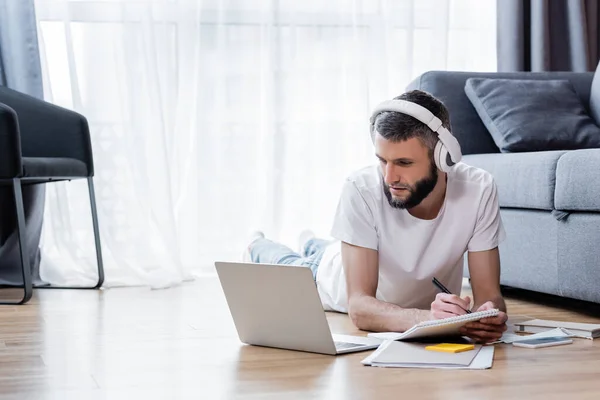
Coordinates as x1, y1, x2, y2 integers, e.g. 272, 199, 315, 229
432, 277, 472, 314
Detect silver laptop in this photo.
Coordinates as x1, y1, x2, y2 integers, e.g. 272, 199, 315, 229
215, 261, 382, 355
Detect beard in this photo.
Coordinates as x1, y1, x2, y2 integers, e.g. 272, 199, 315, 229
383, 162, 438, 209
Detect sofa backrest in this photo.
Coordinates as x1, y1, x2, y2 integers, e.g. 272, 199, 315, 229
405, 71, 595, 155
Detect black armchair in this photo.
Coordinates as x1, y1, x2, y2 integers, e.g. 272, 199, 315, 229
0, 85, 104, 304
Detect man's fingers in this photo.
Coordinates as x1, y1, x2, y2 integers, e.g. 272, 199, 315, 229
436, 293, 471, 311
479, 317, 508, 326
475, 301, 496, 312
462, 295, 472, 307
432, 311, 462, 319
464, 322, 506, 332
439, 303, 468, 316
431, 298, 469, 319
460, 328, 503, 342
480, 312, 508, 325
461, 327, 503, 337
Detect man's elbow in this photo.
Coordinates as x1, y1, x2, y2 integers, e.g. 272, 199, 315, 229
347, 295, 371, 330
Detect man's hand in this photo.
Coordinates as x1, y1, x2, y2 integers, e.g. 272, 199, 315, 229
430, 293, 472, 319
459, 301, 508, 343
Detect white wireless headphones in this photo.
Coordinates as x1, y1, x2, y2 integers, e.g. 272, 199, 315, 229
369, 99, 462, 172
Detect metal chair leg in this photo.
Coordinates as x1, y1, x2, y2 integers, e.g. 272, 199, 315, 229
36, 176, 105, 290
88, 177, 105, 288
0, 178, 33, 305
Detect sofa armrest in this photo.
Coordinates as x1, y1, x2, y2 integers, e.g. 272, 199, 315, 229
0, 86, 94, 177
0, 102, 23, 178
406, 71, 595, 155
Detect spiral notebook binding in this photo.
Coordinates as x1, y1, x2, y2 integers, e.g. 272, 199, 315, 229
417, 309, 499, 327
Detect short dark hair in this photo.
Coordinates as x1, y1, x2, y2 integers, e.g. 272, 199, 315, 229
372, 90, 451, 155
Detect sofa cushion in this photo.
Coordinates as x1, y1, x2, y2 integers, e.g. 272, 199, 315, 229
590, 61, 600, 126
555, 149, 600, 211
463, 151, 567, 210
464, 78, 600, 152
407, 71, 595, 155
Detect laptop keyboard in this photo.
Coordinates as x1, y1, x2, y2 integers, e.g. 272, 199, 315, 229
334, 341, 365, 350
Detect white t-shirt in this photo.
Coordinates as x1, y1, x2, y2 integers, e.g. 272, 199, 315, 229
316, 162, 506, 313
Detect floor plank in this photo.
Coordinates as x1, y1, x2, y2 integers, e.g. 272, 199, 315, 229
0, 277, 599, 399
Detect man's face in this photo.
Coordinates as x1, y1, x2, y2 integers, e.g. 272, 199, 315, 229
374, 134, 438, 209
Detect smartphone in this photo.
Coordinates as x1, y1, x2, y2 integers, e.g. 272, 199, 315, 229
512, 336, 573, 349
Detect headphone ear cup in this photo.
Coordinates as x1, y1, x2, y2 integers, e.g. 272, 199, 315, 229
434, 141, 451, 173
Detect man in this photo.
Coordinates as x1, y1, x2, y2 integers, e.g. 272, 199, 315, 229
244, 90, 508, 343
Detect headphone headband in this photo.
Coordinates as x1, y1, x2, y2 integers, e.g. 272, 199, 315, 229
369, 99, 462, 166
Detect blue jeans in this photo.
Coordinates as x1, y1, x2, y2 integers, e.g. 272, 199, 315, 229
248, 237, 330, 279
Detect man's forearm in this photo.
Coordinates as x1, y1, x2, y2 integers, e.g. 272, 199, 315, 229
348, 295, 431, 332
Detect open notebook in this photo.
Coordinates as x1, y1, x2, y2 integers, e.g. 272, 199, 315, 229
368, 309, 500, 341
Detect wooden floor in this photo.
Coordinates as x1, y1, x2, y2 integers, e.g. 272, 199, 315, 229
1, 277, 600, 399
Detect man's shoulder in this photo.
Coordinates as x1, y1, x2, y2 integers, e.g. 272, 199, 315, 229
449, 162, 496, 191
344, 164, 382, 190
339, 165, 384, 209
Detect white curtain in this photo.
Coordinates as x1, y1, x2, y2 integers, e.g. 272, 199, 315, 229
33, 0, 497, 288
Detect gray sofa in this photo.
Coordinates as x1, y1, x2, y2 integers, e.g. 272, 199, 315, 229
407, 70, 600, 304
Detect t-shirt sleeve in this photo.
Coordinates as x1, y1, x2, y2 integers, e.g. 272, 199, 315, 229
467, 179, 506, 252
329, 179, 379, 250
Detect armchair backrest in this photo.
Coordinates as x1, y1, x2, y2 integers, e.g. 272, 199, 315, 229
0, 85, 94, 177
0, 102, 23, 178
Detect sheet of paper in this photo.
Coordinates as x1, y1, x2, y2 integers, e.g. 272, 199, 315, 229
367, 332, 403, 340
495, 327, 574, 344
465, 346, 494, 369
370, 341, 480, 366
362, 341, 494, 370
